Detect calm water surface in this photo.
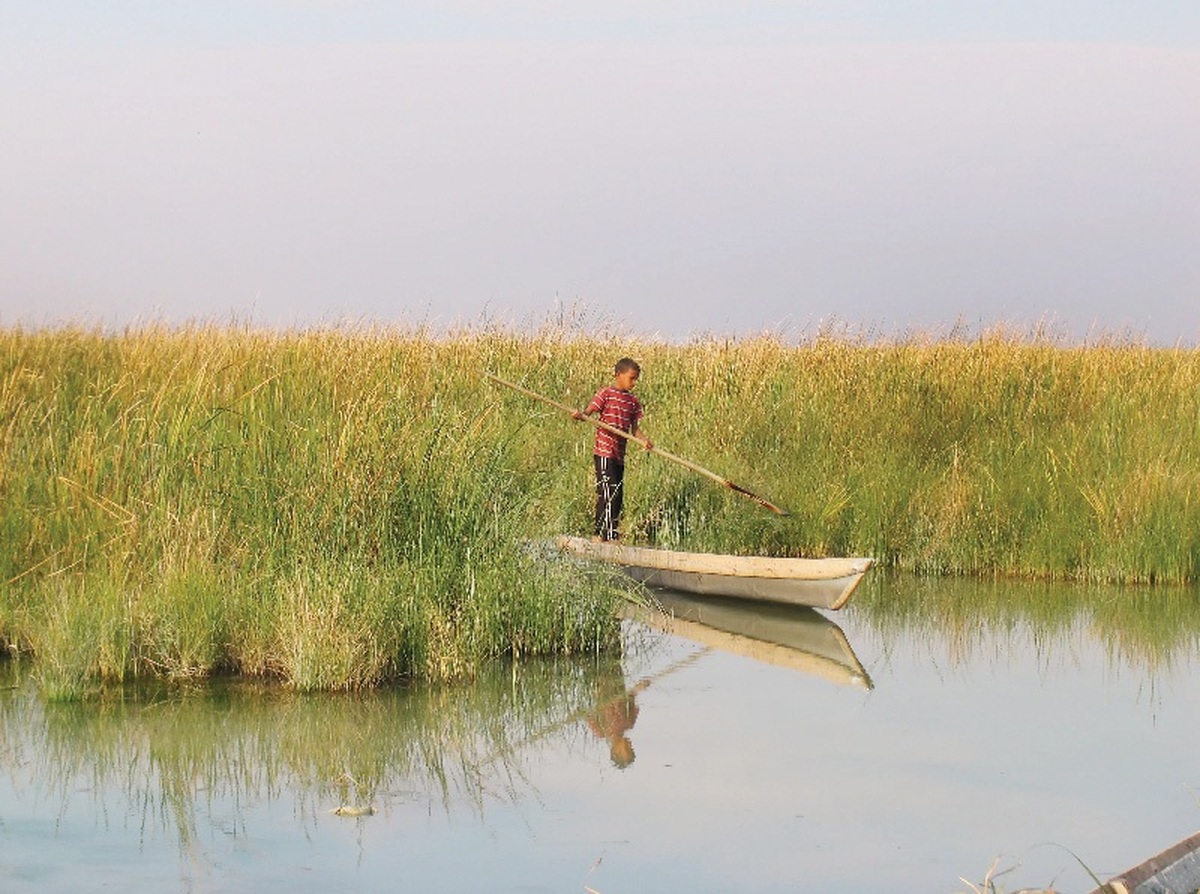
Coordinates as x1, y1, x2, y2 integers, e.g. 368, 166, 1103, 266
2, 573, 1199, 893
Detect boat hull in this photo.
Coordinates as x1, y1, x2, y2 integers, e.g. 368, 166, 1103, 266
555, 536, 873, 610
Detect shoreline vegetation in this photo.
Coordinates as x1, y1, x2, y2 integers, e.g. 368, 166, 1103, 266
3, 324, 1199, 697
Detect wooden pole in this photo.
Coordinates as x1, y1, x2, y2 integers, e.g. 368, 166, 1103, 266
485, 373, 789, 516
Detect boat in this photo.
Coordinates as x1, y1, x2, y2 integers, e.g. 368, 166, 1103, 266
624, 589, 872, 689
1087, 830, 1200, 894
555, 535, 873, 610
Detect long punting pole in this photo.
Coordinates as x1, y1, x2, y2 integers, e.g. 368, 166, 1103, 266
485, 373, 789, 516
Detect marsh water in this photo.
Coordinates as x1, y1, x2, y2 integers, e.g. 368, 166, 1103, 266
2, 573, 1199, 893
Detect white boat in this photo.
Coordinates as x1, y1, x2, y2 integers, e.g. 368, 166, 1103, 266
555, 536, 874, 611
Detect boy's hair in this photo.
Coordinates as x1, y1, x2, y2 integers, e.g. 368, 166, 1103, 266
614, 357, 641, 375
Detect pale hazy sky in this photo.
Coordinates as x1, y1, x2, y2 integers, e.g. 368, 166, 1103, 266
2, 2, 1198, 342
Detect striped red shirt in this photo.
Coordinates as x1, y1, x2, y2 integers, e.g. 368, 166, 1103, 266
585, 387, 643, 461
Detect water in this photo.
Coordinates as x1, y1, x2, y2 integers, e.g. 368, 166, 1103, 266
1, 574, 1198, 893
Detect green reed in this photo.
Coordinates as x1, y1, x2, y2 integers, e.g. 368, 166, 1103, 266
492, 330, 1200, 581
1, 325, 620, 696
3, 324, 1200, 695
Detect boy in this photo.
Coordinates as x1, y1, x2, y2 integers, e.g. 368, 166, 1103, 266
574, 358, 652, 542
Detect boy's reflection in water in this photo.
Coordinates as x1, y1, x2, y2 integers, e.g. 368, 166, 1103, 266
586, 662, 652, 769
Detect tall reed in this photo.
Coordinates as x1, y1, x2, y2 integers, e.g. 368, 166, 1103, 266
1, 325, 619, 697
3, 324, 1199, 695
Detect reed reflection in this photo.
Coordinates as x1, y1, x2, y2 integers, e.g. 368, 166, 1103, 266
0, 656, 627, 850
851, 572, 1200, 674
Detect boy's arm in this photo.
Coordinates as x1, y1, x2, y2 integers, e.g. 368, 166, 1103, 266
574, 390, 603, 420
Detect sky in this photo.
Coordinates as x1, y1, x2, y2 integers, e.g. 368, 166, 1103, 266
2, 2, 1198, 343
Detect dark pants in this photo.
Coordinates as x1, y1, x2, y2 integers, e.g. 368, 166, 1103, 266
594, 455, 625, 540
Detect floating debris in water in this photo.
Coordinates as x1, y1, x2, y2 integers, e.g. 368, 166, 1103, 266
329, 805, 376, 817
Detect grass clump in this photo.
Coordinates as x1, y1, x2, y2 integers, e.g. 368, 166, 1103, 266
1, 326, 618, 697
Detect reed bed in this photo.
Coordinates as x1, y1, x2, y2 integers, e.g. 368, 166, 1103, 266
3, 324, 1199, 696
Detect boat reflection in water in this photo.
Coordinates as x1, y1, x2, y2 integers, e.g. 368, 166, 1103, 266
623, 588, 873, 690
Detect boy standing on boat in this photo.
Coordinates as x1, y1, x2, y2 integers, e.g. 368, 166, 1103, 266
574, 358, 652, 542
